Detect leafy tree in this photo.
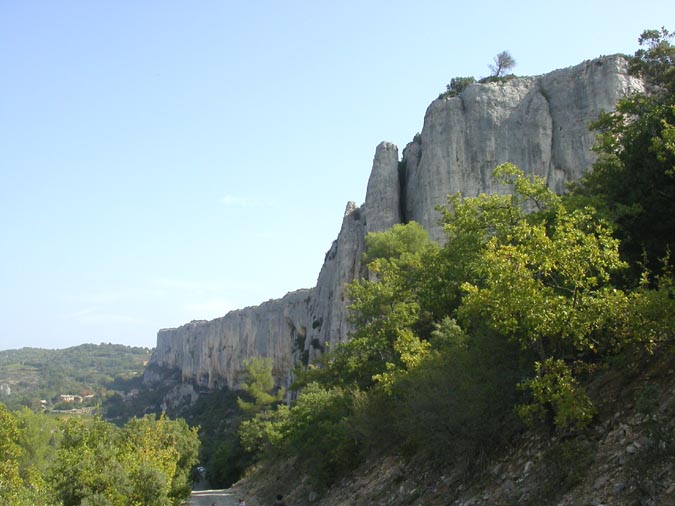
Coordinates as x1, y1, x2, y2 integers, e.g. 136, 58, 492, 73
0, 404, 51, 505
50, 418, 130, 506
181, 388, 244, 489
0, 404, 24, 504
206, 357, 288, 487
390, 319, 524, 467
13, 407, 58, 501
444, 164, 672, 427
122, 414, 200, 504
571, 27, 675, 278
631, 27, 675, 95
517, 358, 596, 429
325, 222, 436, 389
453, 165, 632, 428
281, 383, 359, 486
237, 357, 285, 413
238, 403, 289, 455
207, 432, 251, 487
489, 50, 516, 77
50, 414, 199, 506
361, 221, 432, 266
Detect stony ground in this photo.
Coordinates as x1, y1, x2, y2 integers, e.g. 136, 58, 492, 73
228, 350, 675, 506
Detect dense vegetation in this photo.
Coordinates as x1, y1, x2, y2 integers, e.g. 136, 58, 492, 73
1, 29, 673, 504
0, 344, 202, 505
210, 28, 675, 490
0, 404, 200, 506
0, 343, 151, 411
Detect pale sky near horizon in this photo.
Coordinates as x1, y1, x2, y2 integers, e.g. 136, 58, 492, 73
1, 1, 672, 351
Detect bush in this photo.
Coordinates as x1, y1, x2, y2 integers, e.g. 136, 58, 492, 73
391, 322, 525, 469
439, 76, 475, 99
206, 434, 251, 488
283, 384, 360, 487
527, 439, 596, 504
478, 73, 516, 84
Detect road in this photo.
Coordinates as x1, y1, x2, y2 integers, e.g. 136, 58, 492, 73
187, 488, 241, 506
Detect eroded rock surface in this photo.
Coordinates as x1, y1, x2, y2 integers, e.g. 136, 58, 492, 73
145, 55, 642, 390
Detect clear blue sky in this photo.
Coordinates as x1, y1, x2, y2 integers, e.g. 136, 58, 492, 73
1, 1, 671, 351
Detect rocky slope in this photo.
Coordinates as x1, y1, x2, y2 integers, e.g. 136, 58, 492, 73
144, 55, 643, 392
230, 351, 675, 506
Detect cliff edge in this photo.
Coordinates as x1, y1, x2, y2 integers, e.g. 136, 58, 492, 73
144, 55, 643, 391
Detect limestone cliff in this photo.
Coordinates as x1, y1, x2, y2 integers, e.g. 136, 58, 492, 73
145, 291, 312, 389
145, 55, 642, 390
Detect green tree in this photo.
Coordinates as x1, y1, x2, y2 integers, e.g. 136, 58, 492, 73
282, 383, 359, 486
237, 357, 285, 413
389, 319, 524, 466
454, 165, 630, 428
0, 403, 24, 504
331, 222, 436, 389
122, 414, 200, 505
212, 357, 288, 487
50, 414, 199, 506
50, 418, 130, 506
14, 407, 58, 476
238, 404, 289, 456
0, 404, 51, 505
572, 27, 675, 277
631, 27, 675, 95
207, 432, 251, 487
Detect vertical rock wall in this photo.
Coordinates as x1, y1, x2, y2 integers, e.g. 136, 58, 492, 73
145, 55, 642, 391
146, 291, 312, 389
403, 56, 640, 241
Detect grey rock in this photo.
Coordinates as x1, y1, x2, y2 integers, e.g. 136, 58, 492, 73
145, 291, 312, 389
594, 475, 609, 489
144, 55, 643, 393
364, 141, 401, 234
401, 56, 641, 242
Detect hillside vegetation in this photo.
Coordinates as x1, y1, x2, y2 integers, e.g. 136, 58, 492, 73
0, 343, 204, 506
1, 28, 673, 506
210, 28, 675, 505
0, 343, 151, 411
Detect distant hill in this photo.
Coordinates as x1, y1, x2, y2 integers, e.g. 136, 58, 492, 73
0, 343, 152, 411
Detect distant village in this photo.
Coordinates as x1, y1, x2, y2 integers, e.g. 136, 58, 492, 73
57, 393, 96, 404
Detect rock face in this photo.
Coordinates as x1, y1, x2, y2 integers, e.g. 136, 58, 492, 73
146, 291, 312, 389
145, 55, 643, 390
403, 57, 640, 241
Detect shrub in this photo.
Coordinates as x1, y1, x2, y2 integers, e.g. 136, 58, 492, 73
391, 322, 524, 469
283, 384, 360, 487
439, 76, 475, 99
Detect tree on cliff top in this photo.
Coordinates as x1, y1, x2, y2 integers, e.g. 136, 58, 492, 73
489, 50, 516, 77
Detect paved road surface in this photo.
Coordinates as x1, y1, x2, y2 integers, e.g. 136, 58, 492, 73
188, 488, 240, 506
